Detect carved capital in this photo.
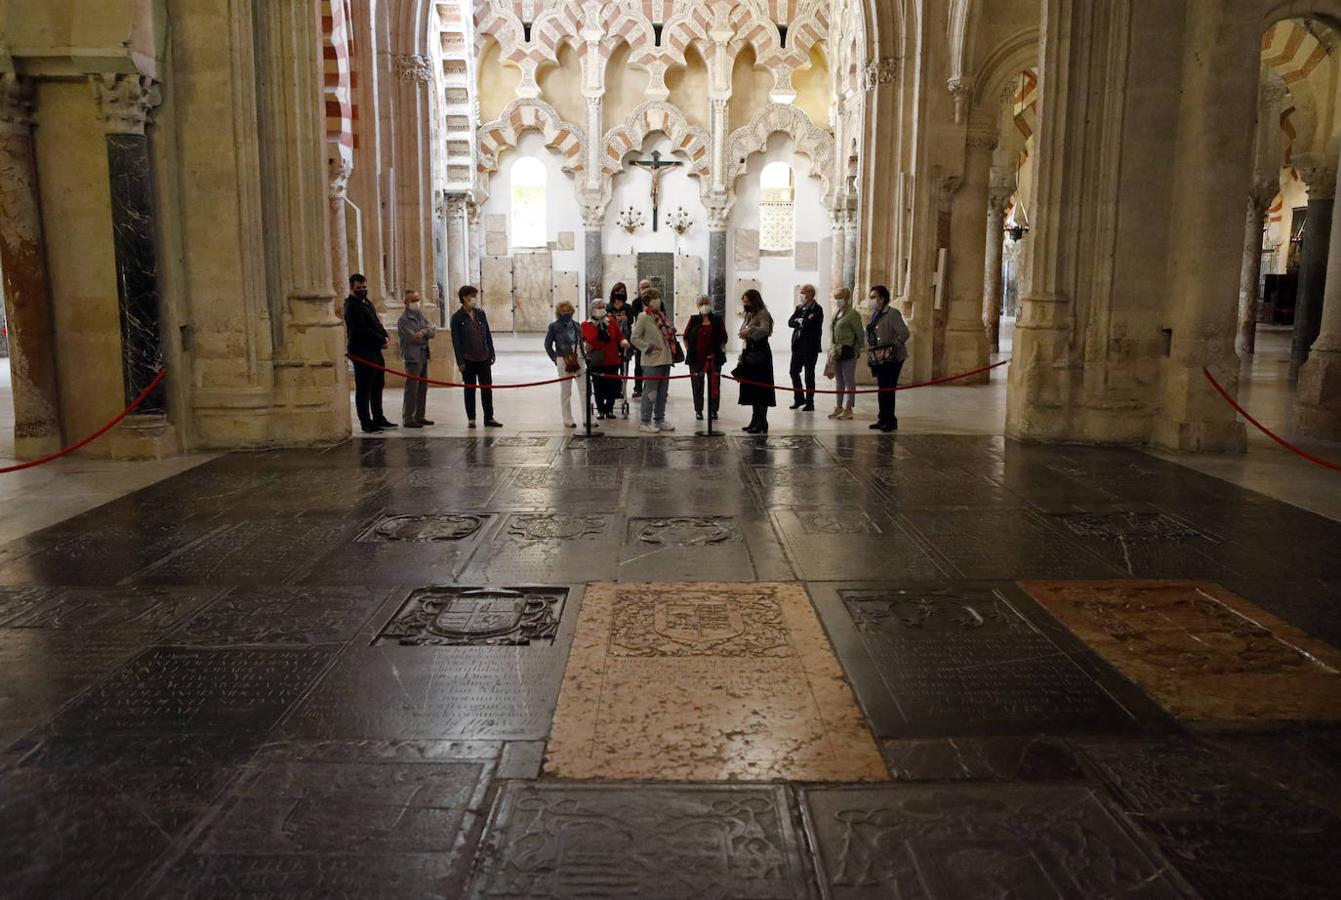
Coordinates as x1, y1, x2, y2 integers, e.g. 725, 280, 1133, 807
0, 74, 36, 133
966, 128, 998, 152
1296, 156, 1338, 200
705, 203, 732, 230
446, 193, 469, 217
862, 57, 899, 92
91, 73, 162, 136
328, 157, 353, 200
935, 174, 962, 211
579, 202, 606, 229
948, 77, 974, 123
988, 167, 1016, 216
1248, 172, 1279, 212
393, 54, 433, 84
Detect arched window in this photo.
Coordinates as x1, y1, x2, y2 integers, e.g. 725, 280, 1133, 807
510, 156, 547, 248
759, 161, 794, 253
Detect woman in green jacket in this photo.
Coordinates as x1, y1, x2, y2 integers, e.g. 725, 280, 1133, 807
827, 288, 864, 420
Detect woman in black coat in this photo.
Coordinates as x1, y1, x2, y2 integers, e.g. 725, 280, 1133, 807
734, 289, 776, 433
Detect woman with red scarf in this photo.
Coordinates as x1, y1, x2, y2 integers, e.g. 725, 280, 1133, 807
583, 298, 629, 419
628, 288, 682, 432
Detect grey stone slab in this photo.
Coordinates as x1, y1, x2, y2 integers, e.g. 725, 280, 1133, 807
375, 586, 566, 646
490, 465, 628, 510
770, 508, 949, 581
497, 740, 546, 779
297, 513, 495, 586
0, 521, 228, 586
618, 515, 763, 582
468, 783, 812, 899
223, 467, 405, 517
871, 462, 1027, 509
161, 587, 394, 647
2, 586, 219, 637
129, 520, 360, 585
463, 513, 621, 582
51, 646, 335, 735
621, 469, 755, 518
879, 736, 1084, 782
144, 743, 491, 899
807, 582, 1163, 738
372, 465, 513, 510
748, 464, 867, 508
0, 586, 48, 625
1044, 510, 1240, 578
280, 586, 582, 741
1080, 738, 1341, 899
801, 783, 1188, 899
896, 510, 1119, 579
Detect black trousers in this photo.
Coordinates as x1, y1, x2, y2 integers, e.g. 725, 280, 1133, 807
632, 350, 644, 393
751, 403, 770, 428
790, 349, 819, 404
352, 351, 386, 427
875, 360, 905, 425
460, 360, 494, 421
690, 367, 721, 416
591, 364, 620, 414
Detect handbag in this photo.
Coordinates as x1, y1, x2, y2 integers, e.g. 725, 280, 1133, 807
563, 352, 581, 374
671, 340, 686, 365
740, 342, 768, 368
868, 345, 896, 368
823, 356, 836, 380
838, 344, 856, 361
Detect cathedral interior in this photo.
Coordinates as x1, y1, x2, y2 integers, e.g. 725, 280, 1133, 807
2, 0, 1341, 896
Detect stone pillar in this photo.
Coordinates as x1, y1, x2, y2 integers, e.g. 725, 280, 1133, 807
0, 74, 63, 457
1153, 0, 1259, 452
983, 168, 1013, 353
1291, 157, 1336, 381
1293, 153, 1341, 439
1236, 174, 1276, 356
584, 227, 603, 307
444, 193, 469, 303
329, 158, 353, 311
842, 204, 858, 297
708, 206, 728, 317
944, 128, 996, 383
830, 207, 846, 297
391, 53, 437, 318
91, 73, 167, 415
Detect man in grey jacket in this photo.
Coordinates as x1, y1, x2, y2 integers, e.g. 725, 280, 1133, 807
397, 290, 437, 428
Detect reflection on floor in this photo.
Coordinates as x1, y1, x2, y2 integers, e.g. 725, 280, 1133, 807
1, 433, 1339, 898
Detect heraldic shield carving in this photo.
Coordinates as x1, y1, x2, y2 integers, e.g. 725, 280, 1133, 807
376, 587, 566, 646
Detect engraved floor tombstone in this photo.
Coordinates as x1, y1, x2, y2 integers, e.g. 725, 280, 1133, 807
806, 582, 1168, 738
467, 783, 813, 900
299, 513, 494, 585
545, 582, 887, 781
801, 783, 1190, 899
461, 512, 622, 583
617, 515, 785, 581
769, 508, 948, 581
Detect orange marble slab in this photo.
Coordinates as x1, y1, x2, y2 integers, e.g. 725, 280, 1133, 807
1019, 580, 1341, 723
544, 582, 888, 781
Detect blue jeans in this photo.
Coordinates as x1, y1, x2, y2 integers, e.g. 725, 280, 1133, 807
640, 364, 671, 423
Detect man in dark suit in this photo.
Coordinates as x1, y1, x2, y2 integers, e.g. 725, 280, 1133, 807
449, 285, 503, 428
343, 273, 396, 434
788, 283, 824, 411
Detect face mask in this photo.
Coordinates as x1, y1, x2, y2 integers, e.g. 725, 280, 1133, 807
835, 298, 846, 308
647, 298, 661, 310
698, 305, 711, 315
353, 287, 368, 298
559, 312, 573, 322
463, 298, 474, 308
406, 302, 420, 311
592, 308, 607, 320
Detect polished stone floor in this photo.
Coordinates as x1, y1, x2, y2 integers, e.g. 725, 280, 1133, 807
2, 429, 1340, 898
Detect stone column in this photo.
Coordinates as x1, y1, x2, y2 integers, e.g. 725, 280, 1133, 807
329, 157, 353, 310
944, 128, 995, 383
1236, 174, 1277, 357
707, 205, 729, 317
842, 201, 858, 297
91, 73, 167, 415
1291, 156, 1336, 381
1293, 154, 1341, 439
0, 74, 63, 456
444, 192, 468, 300
1153, 0, 1259, 452
583, 201, 604, 309
392, 53, 437, 317
983, 168, 1013, 353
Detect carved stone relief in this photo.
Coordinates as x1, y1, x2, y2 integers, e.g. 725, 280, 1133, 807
375, 587, 566, 646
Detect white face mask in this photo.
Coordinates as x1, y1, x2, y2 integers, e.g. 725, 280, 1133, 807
406, 302, 420, 312
835, 298, 846, 308
592, 308, 607, 320
698, 305, 711, 315
462, 298, 474, 308
646, 298, 662, 310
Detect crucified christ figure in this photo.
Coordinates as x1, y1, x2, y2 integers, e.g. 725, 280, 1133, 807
629, 150, 684, 232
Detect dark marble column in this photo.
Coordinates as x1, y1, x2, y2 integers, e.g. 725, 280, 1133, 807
585, 228, 603, 312
0, 74, 63, 455
1292, 162, 1335, 381
93, 74, 165, 413
708, 228, 727, 317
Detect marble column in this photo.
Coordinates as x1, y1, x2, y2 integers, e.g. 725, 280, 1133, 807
842, 204, 858, 297
943, 128, 995, 383
1291, 158, 1336, 381
584, 223, 603, 309
830, 208, 846, 298
708, 210, 728, 317
91, 73, 167, 414
1236, 174, 1277, 357
983, 169, 1013, 353
0, 75, 63, 456
1293, 154, 1341, 439
329, 158, 353, 310
1153, 0, 1259, 452
391, 53, 437, 318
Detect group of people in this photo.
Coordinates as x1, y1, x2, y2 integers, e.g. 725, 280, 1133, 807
343, 272, 910, 435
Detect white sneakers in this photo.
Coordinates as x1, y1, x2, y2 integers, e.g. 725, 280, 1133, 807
657, 422, 676, 432
638, 423, 659, 433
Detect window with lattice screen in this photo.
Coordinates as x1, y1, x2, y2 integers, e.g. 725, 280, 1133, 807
510, 156, 547, 248
759, 162, 794, 253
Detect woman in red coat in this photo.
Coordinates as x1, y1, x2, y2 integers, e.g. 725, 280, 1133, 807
583, 298, 630, 419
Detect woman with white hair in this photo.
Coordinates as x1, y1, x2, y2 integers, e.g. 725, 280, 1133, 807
583, 297, 629, 419
683, 295, 727, 421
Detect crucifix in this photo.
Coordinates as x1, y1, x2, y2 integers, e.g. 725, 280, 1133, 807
629, 150, 683, 232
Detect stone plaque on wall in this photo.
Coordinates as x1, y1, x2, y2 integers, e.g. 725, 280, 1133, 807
485, 231, 509, 256
557, 231, 575, 251
553, 271, 580, 313
734, 277, 761, 308
485, 214, 506, 233
481, 256, 514, 332
513, 251, 554, 332
794, 241, 819, 271
674, 253, 702, 330
735, 228, 760, 271
603, 253, 637, 298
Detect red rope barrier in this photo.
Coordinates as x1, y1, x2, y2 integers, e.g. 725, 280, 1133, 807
348, 354, 577, 389
0, 369, 168, 475
723, 358, 1010, 394
1202, 367, 1341, 472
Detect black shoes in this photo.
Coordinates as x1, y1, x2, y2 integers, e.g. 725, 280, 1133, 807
360, 424, 383, 434
418, 419, 435, 426
484, 419, 503, 428
801, 403, 815, 412
868, 421, 884, 430
879, 419, 899, 432
373, 420, 397, 429
403, 421, 423, 428
789, 400, 805, 409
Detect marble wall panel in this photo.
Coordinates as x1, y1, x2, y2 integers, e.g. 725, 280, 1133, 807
552, 271, 579, 314
735, 228, 759, 271
603, 253, 637, 298
485, 214, 506, 233
794, 240, 819, 271
480, 256, 514, 332
673, 254, 703, 331
484, 231, 509, 256
556, 231, 575, 251
512, 251, 553, 332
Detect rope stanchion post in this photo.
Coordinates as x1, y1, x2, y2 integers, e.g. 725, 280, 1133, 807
584, 365, 593, 438
696, 356, 719, 438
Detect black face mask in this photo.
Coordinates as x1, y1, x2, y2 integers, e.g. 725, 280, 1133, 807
353, 287, 368, 299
